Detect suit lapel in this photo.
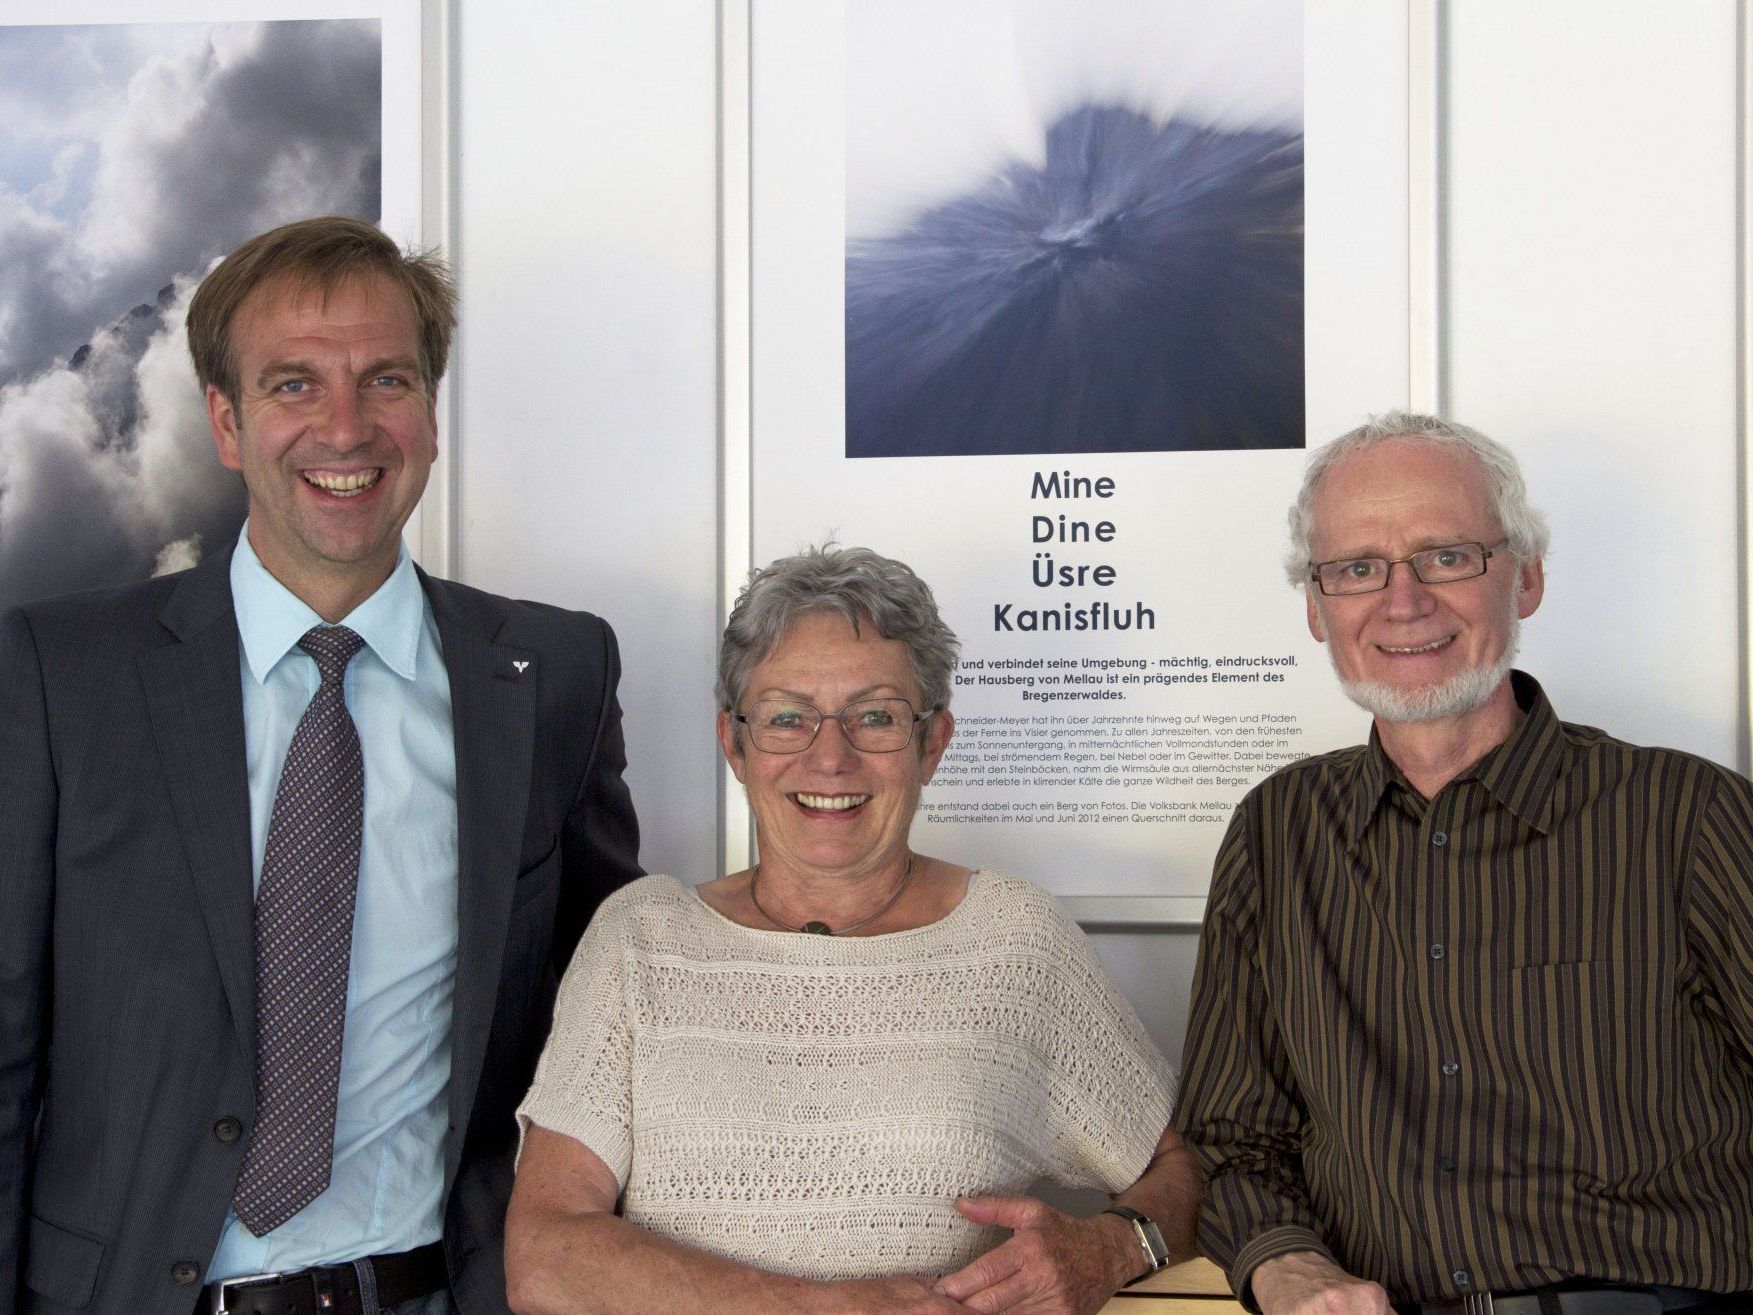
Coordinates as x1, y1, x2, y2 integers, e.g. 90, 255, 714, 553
425, 576, 538, 1175
138, 549, 256, 1053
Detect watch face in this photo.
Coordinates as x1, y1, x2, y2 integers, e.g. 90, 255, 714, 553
1106, 1206, 1170, 1273
1129, 1216, 1169, 1271
1139, 1218, 1169, 1264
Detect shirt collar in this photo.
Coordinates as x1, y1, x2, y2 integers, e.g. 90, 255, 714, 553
1469, 670, 1565, 833
230, 526, 424, 685
1343, 669, 1564, 852
1344, 725, 1397, 856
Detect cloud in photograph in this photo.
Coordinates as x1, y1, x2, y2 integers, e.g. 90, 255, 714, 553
845, 0, 1301, 242
0, 18, 381, 605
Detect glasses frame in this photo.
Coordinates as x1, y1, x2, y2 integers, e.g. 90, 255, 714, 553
1310, 540, 1505, 597
733, 697, 938, 754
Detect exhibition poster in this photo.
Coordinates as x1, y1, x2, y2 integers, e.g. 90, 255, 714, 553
748, 0, 1411, 900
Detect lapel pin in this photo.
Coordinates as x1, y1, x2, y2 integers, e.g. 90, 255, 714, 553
512, 660, 531, 674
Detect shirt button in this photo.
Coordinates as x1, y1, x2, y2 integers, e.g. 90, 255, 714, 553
1442, 1059, 1460, 1076
1438, 1155, 1457, 1173
172, 1260, 201, 1285
1432, 831, 1448, 846
1453, 1270, 1472, 1288
213, 1116, 242, 1144
1431, 944, 1447, 960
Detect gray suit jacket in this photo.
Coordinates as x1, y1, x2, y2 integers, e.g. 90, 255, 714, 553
0, 544, 642, 1313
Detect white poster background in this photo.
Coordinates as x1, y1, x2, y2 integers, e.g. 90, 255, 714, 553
748, 1, 1408, 901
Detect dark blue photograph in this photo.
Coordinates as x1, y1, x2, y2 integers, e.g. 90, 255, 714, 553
844, 1, 1304, 459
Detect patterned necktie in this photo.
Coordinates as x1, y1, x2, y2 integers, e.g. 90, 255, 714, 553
233, 624, 367, 1236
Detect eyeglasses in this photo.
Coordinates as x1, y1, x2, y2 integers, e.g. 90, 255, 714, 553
734, 697, 936, 754
1311, 541, 1503, 596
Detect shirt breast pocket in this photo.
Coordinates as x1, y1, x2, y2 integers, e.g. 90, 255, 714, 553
1495, 958, 1652, 1186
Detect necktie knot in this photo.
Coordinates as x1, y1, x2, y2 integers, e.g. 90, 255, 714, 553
298, 625, 365, 685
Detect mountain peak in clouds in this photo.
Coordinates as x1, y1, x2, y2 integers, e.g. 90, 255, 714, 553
0, 17, 383, 608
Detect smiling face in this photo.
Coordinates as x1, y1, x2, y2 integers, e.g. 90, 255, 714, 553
717, 610, 953, 884
206, 273, 437, 616
1305, 440, 1543, 726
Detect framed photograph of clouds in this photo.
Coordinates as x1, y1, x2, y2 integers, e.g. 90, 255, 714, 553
0, 0, 431, 610
728, 1, 1420, 911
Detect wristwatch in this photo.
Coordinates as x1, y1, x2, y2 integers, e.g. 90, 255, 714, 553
1102, 1204, 1171, 1285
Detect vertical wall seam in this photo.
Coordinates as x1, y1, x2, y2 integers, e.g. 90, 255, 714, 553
1737, 0, 1750, 776
1408, 0, 1444, 414
717, 0, 755, 875
421, 0, 458, 579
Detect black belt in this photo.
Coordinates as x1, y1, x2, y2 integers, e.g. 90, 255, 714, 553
1413, 1286, 1725, 1315
199, 1241, 447, 1315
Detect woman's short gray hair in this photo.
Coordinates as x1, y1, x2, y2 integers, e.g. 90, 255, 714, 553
1284, 410, 1551, 586
717, 544, 961, 715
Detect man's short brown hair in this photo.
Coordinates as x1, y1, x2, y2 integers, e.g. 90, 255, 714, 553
187, 216, 457, 405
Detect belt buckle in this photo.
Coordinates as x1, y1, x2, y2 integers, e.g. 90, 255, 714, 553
212, 1269, 286, 1315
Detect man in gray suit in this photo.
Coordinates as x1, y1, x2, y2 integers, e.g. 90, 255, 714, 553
0, 217, 642, 1314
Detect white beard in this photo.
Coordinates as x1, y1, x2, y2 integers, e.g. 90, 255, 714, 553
1337, 616, 1520, 725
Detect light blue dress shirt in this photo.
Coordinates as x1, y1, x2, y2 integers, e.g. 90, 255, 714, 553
209, 530, 459, 1280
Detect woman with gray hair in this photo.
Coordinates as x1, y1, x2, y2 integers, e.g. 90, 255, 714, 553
506, 545, 1199, 1315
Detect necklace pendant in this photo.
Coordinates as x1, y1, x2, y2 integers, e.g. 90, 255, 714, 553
801, 921, 835, 936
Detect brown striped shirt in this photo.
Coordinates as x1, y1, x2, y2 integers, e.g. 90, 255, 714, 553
1175, 672, 1753, 1307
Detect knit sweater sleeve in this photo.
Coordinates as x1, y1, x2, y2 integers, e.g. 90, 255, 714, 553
1011, 881, 1176, 1194
516, 876, 641, 1186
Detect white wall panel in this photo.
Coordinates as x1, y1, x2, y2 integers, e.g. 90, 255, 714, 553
1445, 0, 1740, 766
452, 0, 723, 881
